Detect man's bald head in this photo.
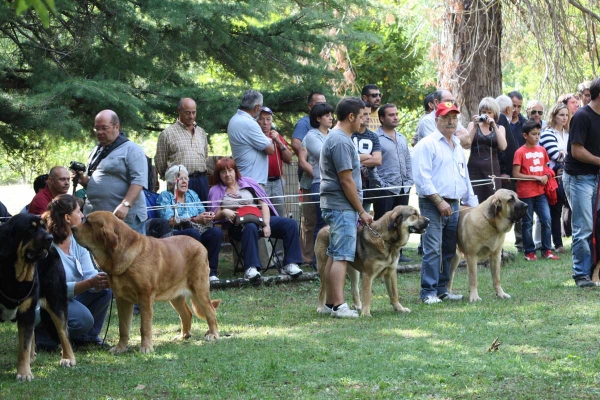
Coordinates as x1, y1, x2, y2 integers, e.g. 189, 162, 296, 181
47, 166, 70, 196
94, 110, 121, 146
177, 98, 197, 128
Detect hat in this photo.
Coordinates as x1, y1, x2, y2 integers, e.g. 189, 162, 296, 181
436, 101, 460, 117
260, 106, 273, 115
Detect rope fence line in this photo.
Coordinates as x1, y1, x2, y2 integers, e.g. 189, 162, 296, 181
0, 174, 565, 220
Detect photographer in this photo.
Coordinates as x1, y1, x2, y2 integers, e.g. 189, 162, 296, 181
466, 97, 507, 203
72, 110, 148, 233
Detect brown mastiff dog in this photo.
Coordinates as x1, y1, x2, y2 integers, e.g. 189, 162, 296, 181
449, 189, 527, 302
316, 205, 429, 316
73, 211, 220, 354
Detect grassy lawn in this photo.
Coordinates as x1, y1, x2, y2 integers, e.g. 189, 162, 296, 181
1, 243, 600, 399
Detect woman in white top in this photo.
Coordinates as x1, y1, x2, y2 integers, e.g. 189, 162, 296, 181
298, 103, 334, 257
35, 194, 111, 351
539, 103, 570, 253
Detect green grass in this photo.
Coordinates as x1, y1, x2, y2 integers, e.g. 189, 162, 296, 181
2, 244, 600, 399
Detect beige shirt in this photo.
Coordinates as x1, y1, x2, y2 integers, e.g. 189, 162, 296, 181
155, 120, 208, 179
367, 109, 380, 132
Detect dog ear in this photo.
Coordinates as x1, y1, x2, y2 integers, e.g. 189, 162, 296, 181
388, 213, 404, 231
101, 225, 119, 251
0, 223, 13, 258
495, 199, 502, 215
487, 198, 502, 218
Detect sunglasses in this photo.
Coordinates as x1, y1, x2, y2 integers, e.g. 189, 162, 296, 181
369, 93, 382, 98
530, 110, 544, 115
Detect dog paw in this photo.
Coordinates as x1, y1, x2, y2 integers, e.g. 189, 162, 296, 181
204, 331, 220, 341
496, 292, 511, 299
139, 345, 154, 354
16, 371, 33, 382
109, 345, 128, 355
397, 307, 411, 313
60, 358, 75, 368
469, 296, 483, 302
173, 333, 192, 341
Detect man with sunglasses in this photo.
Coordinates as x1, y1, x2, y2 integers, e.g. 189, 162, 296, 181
415, 89, 470, 148
360, 84, 383, 132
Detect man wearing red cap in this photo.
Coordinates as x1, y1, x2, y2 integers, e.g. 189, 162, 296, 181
412, 101, 479, 305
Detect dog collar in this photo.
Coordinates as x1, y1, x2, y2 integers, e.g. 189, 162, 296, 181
0, 281, 35, 307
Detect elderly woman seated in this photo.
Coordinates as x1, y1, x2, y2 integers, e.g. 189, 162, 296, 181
208, 157, 303, 281
156, 165, 222, 281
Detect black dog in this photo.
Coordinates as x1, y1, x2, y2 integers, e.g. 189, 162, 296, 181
0, 214, 75, 381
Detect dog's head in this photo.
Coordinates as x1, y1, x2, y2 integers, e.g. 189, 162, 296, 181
0, 214, 53, 282
387, 205, 430, 235
73, 211, 132, 275
486, 189, 528, 226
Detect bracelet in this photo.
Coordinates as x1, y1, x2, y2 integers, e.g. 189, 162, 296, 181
359, 210, 366, 216
432, 195, 444, 206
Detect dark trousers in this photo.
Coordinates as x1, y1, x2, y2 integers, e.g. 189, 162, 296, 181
373, 189, 410, 220
174, 227, 222, 276
228, 216, 302, 271
549, 198, 564, 249
189, 175, 209, 203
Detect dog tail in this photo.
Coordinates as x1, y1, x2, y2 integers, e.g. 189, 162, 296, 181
190, 298, 221, 320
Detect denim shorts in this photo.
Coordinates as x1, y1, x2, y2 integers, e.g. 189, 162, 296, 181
321, 208, 358, 262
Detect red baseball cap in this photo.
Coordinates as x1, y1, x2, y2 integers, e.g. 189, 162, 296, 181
436, 101, 460, 117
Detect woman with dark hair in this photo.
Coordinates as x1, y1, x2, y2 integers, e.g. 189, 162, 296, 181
298, 102, 334, 253
208, 158, 303, 281
35, 194, 112, 351
539, 103, 570, 253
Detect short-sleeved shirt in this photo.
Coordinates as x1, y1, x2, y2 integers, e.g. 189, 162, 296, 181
28, 186, 54, 215
513, 145, 549, 199
302, 128, 328, 184
228, 110, 272, 185
86, 141, 148, 225
292, 115, 311, 142
366, 109, 380, 132
155, 121, 208, 179
319, 128, 362, 210
352, 128, 381, 156
565, 105, 600, 176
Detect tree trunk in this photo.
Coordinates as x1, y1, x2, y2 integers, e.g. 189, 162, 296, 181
439, 0, 503, 122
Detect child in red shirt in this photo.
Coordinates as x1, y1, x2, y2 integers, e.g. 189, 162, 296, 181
513, 120, 560, 261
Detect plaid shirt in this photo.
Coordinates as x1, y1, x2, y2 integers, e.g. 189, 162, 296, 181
155, 120, 208, 179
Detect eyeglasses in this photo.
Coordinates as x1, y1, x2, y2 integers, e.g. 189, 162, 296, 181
529, 110, 544, 116
93, 125, 115, 132
369, 93, 382, 98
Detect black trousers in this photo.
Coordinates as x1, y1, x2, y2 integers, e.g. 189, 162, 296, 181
373, 189, 410, 220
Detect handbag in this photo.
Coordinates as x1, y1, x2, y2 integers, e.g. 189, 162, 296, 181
234, 206, 265, 227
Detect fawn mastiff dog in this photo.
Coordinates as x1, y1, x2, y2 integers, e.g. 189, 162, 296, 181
316, 205, 429, 316
73, 211, 220, 354
0, 214, 75, 381
448, 189, 527, 302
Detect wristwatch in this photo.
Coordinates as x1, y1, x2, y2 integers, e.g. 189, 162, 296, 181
122, 201, 131, 208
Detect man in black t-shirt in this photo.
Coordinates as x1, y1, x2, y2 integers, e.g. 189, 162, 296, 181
563, 78, 600, 287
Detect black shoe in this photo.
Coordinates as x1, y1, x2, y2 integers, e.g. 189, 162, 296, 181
417, 246, 424, 256
575, 276, 598, 288
398, 254, 412, 263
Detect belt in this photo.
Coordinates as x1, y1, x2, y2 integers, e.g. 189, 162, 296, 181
442, 198, 458, 204
267, 176, 281, 181
189, 171, 207, 178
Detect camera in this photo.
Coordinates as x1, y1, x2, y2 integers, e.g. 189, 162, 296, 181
69, 161, 86, 173
477, 115, 488, 123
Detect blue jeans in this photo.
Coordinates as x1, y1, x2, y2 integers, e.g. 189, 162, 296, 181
322, 208, 359, 262
228, 216, 302, 270
419, 197, 459, 299
563, 172, 599, 279
310, 182, 326, 263
36, 288, 112, 346
521, 195, 552, 254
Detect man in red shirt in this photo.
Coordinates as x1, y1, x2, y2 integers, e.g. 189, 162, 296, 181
257, 106, 292, 218
28, 166, 70, 215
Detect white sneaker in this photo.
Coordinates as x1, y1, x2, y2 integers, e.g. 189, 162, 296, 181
331, 303, 359, 318
209, 275, 219, 282
244, 267, 261, 281
317, 305, 333, 315
439, 292, 463, 301
282, 263, 303, 277
422, 295, 442, 305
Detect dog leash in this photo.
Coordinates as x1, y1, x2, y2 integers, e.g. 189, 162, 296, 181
363, 223, 381, 237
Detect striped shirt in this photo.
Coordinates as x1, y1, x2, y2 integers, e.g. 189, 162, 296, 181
539, 127, 568, 169
155, 120, 208, 179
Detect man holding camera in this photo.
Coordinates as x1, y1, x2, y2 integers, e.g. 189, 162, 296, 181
28, 166, 71, 215
74, 109, 148, 233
